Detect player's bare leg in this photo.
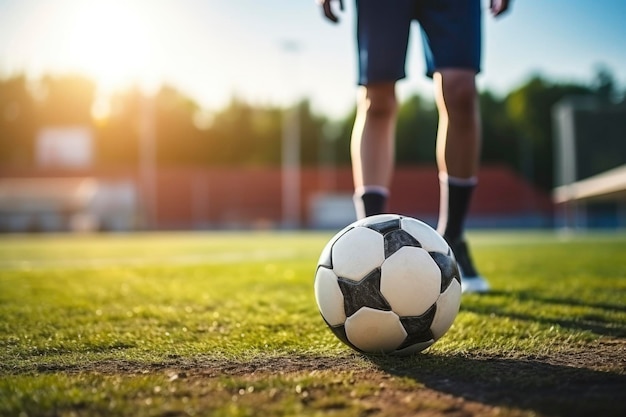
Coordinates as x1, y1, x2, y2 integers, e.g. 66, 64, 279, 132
434, 69, 481, 179
434, 69, 489, 293
351, 82, 397, 218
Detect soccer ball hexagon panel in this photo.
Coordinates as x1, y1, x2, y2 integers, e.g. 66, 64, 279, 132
314, 214, 461, 355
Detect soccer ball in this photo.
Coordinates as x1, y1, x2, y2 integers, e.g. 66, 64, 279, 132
314, 214, 461, 355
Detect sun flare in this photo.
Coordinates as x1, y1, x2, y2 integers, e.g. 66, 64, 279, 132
65, 0, 159, 91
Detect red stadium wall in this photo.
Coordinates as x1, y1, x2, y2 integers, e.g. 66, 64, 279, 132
0, 165, 554, 230
148, 165, 553, 229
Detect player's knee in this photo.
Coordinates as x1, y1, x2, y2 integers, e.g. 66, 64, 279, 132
357, 84, 397, 119
441, 79, 477, 116
363, 93, 397, 119
367, 98, 397, 119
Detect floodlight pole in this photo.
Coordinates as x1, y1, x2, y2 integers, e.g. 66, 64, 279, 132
281, 40, 301, 229
319, 121, 340, 192
139, 92, 157, 230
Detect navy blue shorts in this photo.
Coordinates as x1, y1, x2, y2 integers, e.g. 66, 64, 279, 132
356, 0, 482, 85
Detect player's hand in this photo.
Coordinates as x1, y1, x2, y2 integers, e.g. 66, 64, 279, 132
318, 0, 344, 24
490, 0, 511, 17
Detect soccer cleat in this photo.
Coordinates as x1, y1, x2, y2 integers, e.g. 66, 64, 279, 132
460, 275, 490, 294
445, 237, 490, 294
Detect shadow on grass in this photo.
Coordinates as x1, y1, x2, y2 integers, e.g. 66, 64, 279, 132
512, 290, 626, 313
368, 352, 626, 417
462, 290, 626, 337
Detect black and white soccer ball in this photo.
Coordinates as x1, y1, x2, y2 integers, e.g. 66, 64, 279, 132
314, 214, 461, 355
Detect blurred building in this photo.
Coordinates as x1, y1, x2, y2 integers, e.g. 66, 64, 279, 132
0, 126, 137, 232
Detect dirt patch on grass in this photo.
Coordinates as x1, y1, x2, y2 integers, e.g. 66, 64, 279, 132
27, 338, 626, 417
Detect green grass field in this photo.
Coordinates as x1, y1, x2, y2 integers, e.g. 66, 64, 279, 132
1, 231, 625, 417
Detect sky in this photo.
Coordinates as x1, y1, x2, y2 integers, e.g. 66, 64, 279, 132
1, 0, 626, 118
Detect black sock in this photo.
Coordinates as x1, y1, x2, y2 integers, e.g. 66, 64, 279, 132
438, 178, 476, 242
354, 189, 388, 219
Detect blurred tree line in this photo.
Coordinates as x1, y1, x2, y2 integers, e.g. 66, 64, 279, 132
0, 67, 623, 191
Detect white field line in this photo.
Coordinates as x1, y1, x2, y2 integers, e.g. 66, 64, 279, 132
0, 249, 301, 271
